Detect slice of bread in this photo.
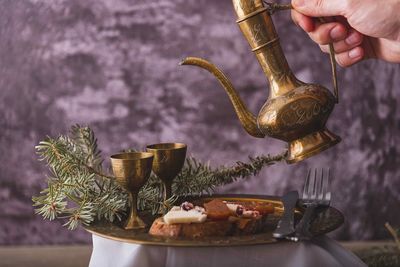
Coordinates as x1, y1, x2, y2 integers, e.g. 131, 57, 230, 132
149, 217, 234, 238
149, 215, 268, 238
148, 199, 274, 239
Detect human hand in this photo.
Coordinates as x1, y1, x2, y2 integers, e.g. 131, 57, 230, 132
291, 0, 400, 67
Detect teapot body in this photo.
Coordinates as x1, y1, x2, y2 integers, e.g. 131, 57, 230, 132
233, 0, 341, 162
181, 0, 341, 163
258, 84, 336, 142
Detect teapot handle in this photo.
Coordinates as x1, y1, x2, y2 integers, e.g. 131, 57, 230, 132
265, 2, 339, 104
319, 18, 339, 104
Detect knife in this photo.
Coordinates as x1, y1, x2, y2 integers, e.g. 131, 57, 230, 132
273, 191, 299, 239
286, 203, 318, 242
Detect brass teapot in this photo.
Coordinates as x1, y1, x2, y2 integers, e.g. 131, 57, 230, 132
180, 0, 341, 164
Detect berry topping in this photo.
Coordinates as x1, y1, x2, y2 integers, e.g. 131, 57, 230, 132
180, 201, 194, 211
236, 205, 244, 216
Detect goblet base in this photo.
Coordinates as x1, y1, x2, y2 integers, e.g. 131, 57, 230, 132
124, 216, 147, 230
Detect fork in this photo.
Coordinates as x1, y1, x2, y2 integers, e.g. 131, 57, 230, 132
288, 168, 332, 242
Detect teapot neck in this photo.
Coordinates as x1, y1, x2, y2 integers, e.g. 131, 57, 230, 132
255, 37, 302, 98
233, 0, 302, 98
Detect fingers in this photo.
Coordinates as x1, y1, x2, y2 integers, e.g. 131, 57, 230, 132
292, 10, 347, 44
292, 9, 365, 67
291, 9, 315, 32
317, 29, 364, 67
320, 30, 364, 53
310, 22, 348, 45
319, 44, 365, 67
335, 47, 365, 67
291, 0, 348, 17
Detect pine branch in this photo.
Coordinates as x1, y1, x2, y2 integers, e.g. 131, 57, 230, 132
386, 222, 400, 252
70, 125, 103, 168
173, 152, 287, 196
33, 125, 287, 230
353, 223, 400, 267
33, 127, 125, 229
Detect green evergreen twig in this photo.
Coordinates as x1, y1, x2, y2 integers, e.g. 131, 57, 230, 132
33, 125, 286, 230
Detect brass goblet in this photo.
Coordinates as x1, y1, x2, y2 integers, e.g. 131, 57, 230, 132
146, 143, 187, 203
110, 152, 154, 230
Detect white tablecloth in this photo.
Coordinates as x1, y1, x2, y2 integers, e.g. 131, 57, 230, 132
89, 234, 367, 267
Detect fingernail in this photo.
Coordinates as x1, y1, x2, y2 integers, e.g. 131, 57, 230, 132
345, 31, 361, 45
293, 0, 305, 7
330, 26, 343, 40
349, 47, 362, 59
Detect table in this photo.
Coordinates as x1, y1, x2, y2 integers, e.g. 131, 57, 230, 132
89, 234, 367, 267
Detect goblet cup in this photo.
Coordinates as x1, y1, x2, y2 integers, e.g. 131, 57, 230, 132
146, 143, 187, 203
110, 152, 154, 230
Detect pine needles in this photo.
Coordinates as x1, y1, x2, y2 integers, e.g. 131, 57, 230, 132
33, 125, 286, 230
352, 223, 400, 267
33, 125, 127, 230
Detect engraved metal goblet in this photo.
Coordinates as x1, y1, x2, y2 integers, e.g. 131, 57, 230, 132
110, 152, 154, 230
146, 143, 187, 203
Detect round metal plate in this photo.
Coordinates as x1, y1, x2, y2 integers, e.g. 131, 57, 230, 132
84, 194, 344, 247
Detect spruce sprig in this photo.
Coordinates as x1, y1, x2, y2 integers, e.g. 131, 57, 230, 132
351, 223, 400, 267
33, 125, 286, 230
33, 125, 127, 230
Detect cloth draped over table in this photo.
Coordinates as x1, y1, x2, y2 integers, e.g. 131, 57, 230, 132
89, 235, 367, 267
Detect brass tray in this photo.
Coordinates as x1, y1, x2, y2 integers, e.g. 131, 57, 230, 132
84, 194, 344, 247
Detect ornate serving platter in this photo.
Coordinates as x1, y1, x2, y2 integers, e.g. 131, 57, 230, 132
84, 194, 344, 247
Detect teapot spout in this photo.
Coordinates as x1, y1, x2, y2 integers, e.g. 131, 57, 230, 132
180, 57, 265, 138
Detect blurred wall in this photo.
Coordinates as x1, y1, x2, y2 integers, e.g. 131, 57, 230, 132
0, 0, 399, 245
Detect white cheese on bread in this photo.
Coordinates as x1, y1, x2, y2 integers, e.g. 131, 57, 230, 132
226, 203, 240, 214
163, 208, 207, 225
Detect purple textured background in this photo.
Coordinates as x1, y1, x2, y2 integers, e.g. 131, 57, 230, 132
0, 0, 399, 245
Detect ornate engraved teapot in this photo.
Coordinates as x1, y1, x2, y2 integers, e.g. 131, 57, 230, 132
180, 0, 340, 164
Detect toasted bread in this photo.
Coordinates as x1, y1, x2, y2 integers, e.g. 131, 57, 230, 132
148, 199, 273, 239
149, 217, 234, 238
149, 215, 268, 238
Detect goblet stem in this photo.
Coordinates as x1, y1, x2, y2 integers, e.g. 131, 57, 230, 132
130, 193, 138, 219
163, 180, 173, 201
124, 192, 146, 230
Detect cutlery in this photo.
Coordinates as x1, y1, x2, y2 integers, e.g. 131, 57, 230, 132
288, 168, 332, 242
273, 191, 299, 239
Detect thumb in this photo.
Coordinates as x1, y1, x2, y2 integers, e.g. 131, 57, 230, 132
291, 0, 347, 17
